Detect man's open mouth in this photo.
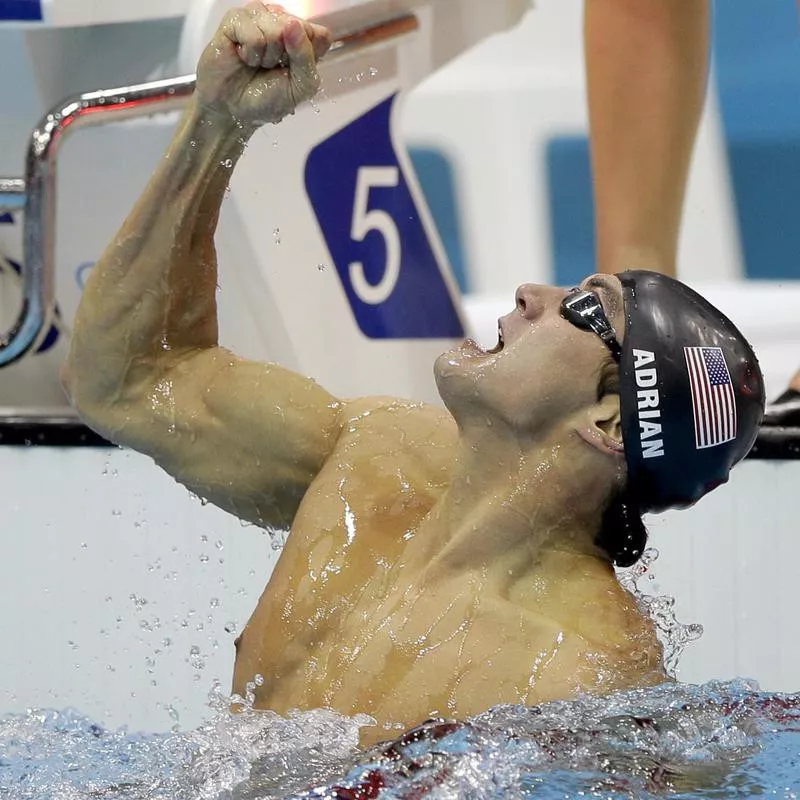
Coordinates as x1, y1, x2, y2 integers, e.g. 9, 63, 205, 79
485, 321, 504, 354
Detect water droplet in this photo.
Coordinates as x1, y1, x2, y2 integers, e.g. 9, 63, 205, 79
224, 621, 238, 634
273, 228, 281, 245
199, 554, 209, 563
129, 594, 148, 611
220, 158, 233, 168
317, 263, 326, 272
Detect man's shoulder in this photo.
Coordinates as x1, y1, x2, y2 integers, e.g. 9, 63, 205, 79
338, 396, 458, 454
300, 395, 456, 511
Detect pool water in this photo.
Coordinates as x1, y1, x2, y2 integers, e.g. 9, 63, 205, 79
2, 679, 800, 799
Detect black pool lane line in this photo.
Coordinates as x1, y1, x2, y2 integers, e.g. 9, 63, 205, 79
748, 427, 800, 460
0, 419, 797, 460
0, 418, 111, 447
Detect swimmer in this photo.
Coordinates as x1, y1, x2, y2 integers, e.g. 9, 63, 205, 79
62, 3, 765, 745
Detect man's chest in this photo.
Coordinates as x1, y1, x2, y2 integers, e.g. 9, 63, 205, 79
269, 572, 589, 711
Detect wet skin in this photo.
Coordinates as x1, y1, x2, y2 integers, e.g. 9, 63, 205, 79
63, 4, 666, 747
229, 276, 665, 744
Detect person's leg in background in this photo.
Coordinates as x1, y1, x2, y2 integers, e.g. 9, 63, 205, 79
584, 0, 799, 424
584, 0, 710, 278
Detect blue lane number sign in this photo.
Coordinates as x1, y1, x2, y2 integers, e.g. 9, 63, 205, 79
305, 95, 464, 340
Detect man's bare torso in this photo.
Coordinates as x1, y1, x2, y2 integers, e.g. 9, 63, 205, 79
57, 3, 669, 752
232, 399, 666, 741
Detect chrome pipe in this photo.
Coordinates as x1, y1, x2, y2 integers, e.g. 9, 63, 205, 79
0, 12, 418, 369
0, 74, 198, 367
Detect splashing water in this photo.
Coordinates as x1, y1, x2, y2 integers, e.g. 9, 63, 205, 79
0, 683, 370, 800
3, 680, 800, 799
617, 548, 704, 677
2, 552, 792, 798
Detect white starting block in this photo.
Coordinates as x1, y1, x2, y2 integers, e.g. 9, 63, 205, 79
0, 0, 530, 414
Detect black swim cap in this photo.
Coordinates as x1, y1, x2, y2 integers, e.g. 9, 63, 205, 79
618, 270, 764, 514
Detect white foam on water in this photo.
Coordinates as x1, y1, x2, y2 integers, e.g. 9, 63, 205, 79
3, 679, 800, 799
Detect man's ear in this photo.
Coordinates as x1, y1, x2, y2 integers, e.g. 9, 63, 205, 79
577, 393, 624, 456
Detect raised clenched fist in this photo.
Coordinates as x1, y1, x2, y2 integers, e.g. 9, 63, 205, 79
195, 2, 332, 128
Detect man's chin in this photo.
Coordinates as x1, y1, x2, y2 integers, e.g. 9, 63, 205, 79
433, 348, 479, 417
433, 349, 466, 384
435, 339, 488, 374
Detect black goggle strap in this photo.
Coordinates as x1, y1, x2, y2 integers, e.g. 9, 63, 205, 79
560, 290, 623, 362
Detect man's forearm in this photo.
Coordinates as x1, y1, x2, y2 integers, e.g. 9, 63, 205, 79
585, 0, 711, 277
66, 97, 253, 408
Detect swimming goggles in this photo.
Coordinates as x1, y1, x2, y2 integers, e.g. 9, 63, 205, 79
560, 289, 622, 362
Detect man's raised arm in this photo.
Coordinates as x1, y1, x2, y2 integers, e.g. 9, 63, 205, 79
63, 4, 340, 529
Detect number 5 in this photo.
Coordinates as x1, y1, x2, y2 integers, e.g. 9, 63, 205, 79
349, 167, 401, 305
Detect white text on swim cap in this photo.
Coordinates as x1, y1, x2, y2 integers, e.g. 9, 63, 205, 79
633, 349, 664, 459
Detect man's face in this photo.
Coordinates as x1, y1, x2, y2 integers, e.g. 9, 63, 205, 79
434, 274, 625, 434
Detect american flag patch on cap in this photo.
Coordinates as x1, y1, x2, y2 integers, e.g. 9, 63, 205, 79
684, 347, 737, 449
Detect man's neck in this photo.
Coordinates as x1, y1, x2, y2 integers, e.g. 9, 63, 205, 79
404, 424, 612, 586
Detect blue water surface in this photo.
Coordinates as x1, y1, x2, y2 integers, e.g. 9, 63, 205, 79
1, 680, 799, 799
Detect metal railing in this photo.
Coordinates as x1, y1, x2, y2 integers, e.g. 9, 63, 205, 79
0, 12, 419, 368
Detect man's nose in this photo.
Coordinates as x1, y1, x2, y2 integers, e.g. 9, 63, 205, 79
515, 283, 563, 321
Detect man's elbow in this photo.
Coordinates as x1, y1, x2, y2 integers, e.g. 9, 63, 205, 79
60, 355, 94, 416
61, 358, 105, 434
60, 353, 123, 433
